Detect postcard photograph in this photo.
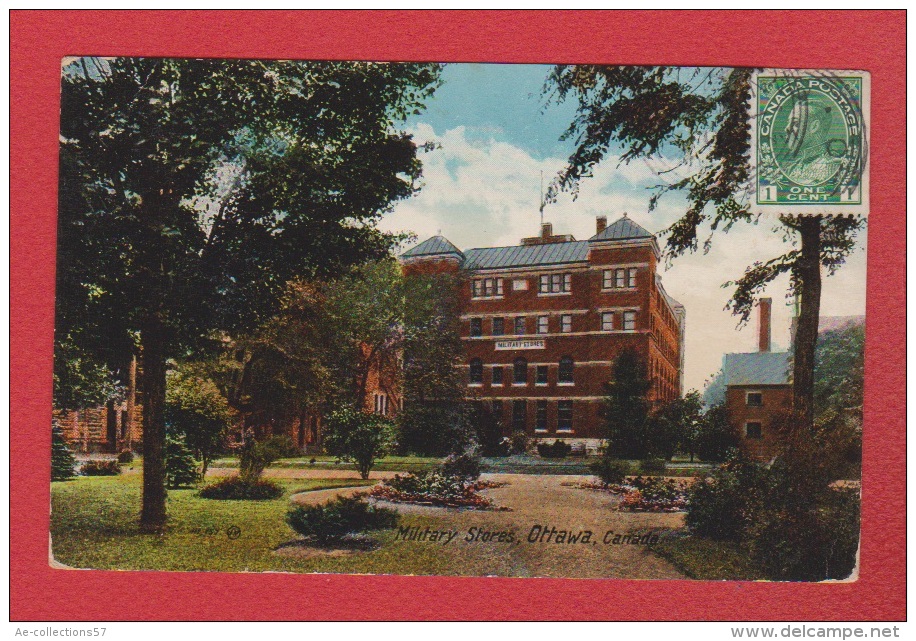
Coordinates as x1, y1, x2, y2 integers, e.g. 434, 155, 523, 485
50, 58, 867, 582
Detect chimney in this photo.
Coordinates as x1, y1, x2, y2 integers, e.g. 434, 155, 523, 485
541, 222, 553, 239
596, 215, 607, 235
758, 297, 772, 353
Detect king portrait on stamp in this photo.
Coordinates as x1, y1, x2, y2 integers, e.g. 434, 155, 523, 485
750, 69, 870, 215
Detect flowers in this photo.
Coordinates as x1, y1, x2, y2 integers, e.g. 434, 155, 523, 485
573, 476, 689, 512
370, 471, 507, 510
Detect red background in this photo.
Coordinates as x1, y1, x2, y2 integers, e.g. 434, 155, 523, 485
10, 10, 906, 621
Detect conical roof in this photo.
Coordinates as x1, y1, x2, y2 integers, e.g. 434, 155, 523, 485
400, 235, 464, 259
589, 215, 654, 242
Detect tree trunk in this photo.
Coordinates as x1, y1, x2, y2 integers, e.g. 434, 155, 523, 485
792, 216, 822, 429
140, 317, 168, 530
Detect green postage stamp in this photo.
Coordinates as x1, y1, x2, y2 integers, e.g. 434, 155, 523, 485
750, 69, 870, 215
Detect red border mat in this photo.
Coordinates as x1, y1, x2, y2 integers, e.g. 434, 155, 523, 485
10, 10, 906, 621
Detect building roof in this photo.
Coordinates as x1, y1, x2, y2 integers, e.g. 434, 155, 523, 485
400, 235, 464, 259
589, 215, 654, 242
722, 351, 792, 386
463, 241, 590, 270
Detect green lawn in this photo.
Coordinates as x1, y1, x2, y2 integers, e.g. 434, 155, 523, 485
50, 474, 514, 576
650, 531, 766, 581
210, 454, 442, 473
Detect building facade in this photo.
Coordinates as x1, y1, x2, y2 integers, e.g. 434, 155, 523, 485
400, 215, 685, 445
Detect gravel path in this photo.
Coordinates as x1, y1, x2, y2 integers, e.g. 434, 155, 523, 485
286, 472, 687, 580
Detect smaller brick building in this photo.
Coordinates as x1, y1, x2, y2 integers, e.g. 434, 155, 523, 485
722, 298, 792, 460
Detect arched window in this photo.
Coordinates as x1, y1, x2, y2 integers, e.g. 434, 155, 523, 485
558, 356, 574, 384
469, 358, 483, 384
513, 358, 528, 384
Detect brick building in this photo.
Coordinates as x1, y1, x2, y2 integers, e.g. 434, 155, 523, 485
720, 299, 866, 461
720, 299, 793, 460
400, 215, 685, 447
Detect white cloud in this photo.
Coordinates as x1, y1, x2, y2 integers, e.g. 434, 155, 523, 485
381, 124, 869, 392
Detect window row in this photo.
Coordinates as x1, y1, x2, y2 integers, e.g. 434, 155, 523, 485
538, 273, 572, 294
603, 267, 638, 290
469, 357, 575, 385
470, 314, 574, 337
484, 399, 574, 433
470, 311, 635, 336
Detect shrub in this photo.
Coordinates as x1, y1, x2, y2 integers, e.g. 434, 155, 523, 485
51, 424, 76, 481
79, 459, 121, 476
589, 457, 632, 485
441, 452, 481, 482
199, 476, 284, 500
509, 430, 530, 455
165, 433, 200, 488
323, 408, 397, 479
116, 450, 134, 464
749, 485, 860, 581
537, 439, 572, 459
640, 458, 667, 475
685, 456, 766, 541
239, 434, 298, 482
286, 495, 398, 544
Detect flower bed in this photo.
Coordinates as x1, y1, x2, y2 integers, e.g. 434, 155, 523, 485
370, 471, 508, 510
571, 476, 689, 512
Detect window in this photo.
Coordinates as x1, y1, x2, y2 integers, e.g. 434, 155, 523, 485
601, 311, 614, 331
560, 314, 572, 333
514, 316, 526, 335
492, 317, 505, 336
492, 365, 504, 386
558, 356, 574, 384
623, 310, 636, 331
470, 317, 482, 337
536, 365, 548, 385
512, 400, 527, 432
513, 358, 528, 385
491, 400, 503, 426
603, 270, 613, 289
469, 359, 483, 384
539, 273, 571, 294
745, 422, 763, 439
557, 400, 573, 432
746, 392, 763, 407
536, 401, 548, 432
537, 315, 549, 334
473, 278, 503, 297
512, 279, 528, 291
628, 267, 638, 288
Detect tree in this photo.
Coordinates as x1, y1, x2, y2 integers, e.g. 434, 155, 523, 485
53, 337, 120, 412
602, 348, 652, 459
165, 369, 235, 478
323, 408, 397, 480
58, 58, 441, 529
545, 66, 865, 429
399, 271, 473, 456
695, 402, 740, 463
649, 390, 704, 460
164, 433, 199, 489
51, 423, 77, 481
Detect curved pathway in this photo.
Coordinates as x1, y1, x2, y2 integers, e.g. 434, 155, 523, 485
285, 472, 687, 580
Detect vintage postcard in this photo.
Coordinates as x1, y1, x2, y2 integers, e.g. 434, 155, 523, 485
50, 59, 867, 582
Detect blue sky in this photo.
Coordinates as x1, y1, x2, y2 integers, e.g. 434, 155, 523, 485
406, 63, 579, 161
383, 63, 869, 393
